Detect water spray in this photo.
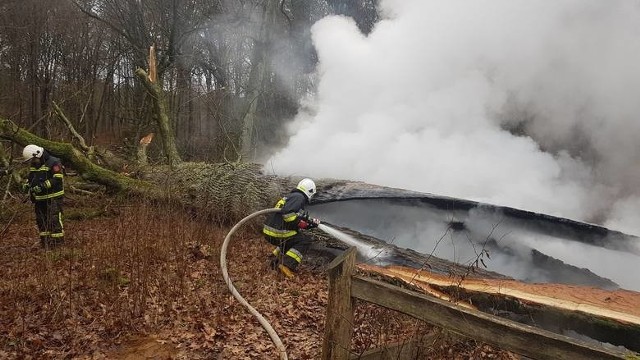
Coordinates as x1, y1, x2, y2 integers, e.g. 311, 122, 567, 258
317, 223, 390, 262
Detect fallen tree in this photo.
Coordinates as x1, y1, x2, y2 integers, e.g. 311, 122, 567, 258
51, 101, 129, 172
0, 117, 150, 193
0, 116, 286, 224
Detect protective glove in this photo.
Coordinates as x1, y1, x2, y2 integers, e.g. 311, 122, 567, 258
31, 184, 43, 194
308, 218, 321, 229
21, 182, 30, 193
297, 210, 309, 220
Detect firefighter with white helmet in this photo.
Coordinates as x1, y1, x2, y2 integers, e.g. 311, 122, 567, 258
263, 178, 320, 277
21, 144, 65, 249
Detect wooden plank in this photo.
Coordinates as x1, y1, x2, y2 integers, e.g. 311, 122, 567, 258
351, 276, 629, 360
322, 247, 357, 360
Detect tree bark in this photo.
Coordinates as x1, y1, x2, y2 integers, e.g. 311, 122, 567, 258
135, 68, 182, 168
52, 102, 130, 172
0, 117, 151, 193
241, 0, 279, 160
1, 116, 285, 224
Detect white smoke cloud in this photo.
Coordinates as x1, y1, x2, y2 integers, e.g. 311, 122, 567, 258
605, 196, 640, 236
267, 0, 640, 234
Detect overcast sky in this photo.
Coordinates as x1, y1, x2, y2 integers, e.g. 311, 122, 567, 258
267, 0, 640, 236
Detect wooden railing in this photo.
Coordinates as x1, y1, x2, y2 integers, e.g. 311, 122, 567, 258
321, 247, 633, 360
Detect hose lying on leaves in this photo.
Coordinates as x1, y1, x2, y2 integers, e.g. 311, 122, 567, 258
220, 208, 287, 360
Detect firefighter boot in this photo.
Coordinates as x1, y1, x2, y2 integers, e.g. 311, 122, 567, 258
278, 264, 295, 278
278, 254, 299, 278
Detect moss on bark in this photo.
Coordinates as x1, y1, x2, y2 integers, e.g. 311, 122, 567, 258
0, 117, 152, 194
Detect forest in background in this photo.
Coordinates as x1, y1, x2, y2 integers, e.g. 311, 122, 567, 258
0, 0, 377, 163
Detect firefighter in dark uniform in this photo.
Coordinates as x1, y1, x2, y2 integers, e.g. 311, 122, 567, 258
263, 178, 320, 277
21, 144, 65, 248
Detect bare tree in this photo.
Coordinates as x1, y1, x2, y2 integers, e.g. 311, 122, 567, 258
0, 0, 380, 164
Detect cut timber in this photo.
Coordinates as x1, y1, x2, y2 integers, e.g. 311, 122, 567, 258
352, 276, 630, 359
358, 264, 640, 353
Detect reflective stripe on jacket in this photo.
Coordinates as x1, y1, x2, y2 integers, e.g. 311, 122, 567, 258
263, 190, 307, 239
28, 154, 64, 201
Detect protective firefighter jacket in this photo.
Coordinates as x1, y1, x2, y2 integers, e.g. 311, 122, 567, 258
28, 153, 64, 201
263, 190, 308, 239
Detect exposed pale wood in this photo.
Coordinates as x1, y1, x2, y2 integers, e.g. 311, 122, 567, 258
351, 276, 628, 360
148, 45, 157, 83
137, 133, 154, 166
135, 68, 182, 168
357, 264, 640, 352
370, 264, 640, 325
322, 247, 357, 360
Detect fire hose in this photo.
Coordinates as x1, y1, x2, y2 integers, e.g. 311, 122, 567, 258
220, 208, 288, 360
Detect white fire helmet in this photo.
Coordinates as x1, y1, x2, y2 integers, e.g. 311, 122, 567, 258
296, 178, 316, 200
23, 144, 44, 161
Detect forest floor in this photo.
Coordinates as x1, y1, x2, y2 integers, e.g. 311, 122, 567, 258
0, 190, 519, 359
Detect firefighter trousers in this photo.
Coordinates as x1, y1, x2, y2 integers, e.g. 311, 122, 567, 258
265, 232, 312, 271
34, 198, 64, 248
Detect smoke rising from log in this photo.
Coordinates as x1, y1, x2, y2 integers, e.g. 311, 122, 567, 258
267, 0, 640, 236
